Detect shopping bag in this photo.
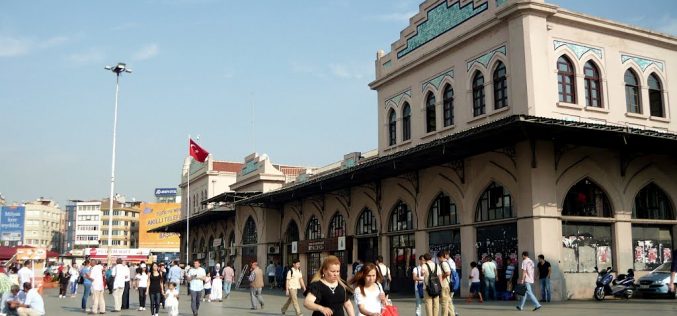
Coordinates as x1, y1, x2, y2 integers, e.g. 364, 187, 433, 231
382, 305, 399, 316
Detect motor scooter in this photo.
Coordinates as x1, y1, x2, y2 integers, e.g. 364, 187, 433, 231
593, 267, 635, 300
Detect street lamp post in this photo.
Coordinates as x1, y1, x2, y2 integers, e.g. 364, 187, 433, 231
104, 63, 132, 264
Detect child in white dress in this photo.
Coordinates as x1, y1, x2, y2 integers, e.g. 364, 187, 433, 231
164, 282, 179, 316
203, 277, 212, 302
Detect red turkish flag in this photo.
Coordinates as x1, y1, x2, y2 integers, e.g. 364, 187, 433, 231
189, 138, 209, 163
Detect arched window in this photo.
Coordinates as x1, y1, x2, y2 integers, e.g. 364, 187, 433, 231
306, 216, 321, 240
191, 239, 197, 253
285, 221, 299, 242
208, 236, 214, 251
356, 208, 377, 235
199, 237, 205, 252
584, 61, 602, 108
388, 109, 396, 146
402, 103, 411, 141
389, 201, 413, 232
562, 178, 612, 217
228, 231, 235, 248
328, 212, 346, 237
472, 71, 485, 117
493, 62, 508, 109
425, 92, 436, 133
242, 217, 257, 244
428, 192, 458, 227
625, 69, 641, 113
442, 84, 454, 127
633, 183, 674, 219
648, 73, 664, 117
557, 56, 576, 103
475, 182, 513, 222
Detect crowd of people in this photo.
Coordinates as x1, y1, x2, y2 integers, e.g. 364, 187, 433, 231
0, 250, 570, 316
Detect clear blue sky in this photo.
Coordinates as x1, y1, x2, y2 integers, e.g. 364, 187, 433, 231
1, 0, 675, 205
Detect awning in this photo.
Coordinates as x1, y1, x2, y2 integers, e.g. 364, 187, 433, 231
147, 208, 235, 233
238, 114, 677, 206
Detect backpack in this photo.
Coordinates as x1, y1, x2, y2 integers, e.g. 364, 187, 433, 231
451, 269, 460, 292
425, 263, 442, 297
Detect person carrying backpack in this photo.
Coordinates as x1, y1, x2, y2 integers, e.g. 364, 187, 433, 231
421, 253, 442, 316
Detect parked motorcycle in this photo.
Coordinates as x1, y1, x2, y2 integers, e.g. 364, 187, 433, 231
593, 267, 635, 300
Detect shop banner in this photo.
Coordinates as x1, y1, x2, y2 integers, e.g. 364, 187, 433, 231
0, 206, 25, 242
139, 203, 181, 249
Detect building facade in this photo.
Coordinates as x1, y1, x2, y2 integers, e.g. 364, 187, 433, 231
22, 199, 64, 252
157, 0, 677, 299
236, 0, 677, 299
72, 201, 102, 249
100, 199, 141, 248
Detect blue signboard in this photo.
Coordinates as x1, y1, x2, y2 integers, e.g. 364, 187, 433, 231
154, 188, 177, 197
0, 206, 25, 242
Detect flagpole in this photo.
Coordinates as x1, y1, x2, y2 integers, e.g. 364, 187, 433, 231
186, 135, 191, 266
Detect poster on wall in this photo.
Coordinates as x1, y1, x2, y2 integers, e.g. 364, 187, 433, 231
0, 206, 25, 243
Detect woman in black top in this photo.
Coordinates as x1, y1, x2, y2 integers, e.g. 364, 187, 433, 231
147, 262, 164, 316
304, 255, 355, 316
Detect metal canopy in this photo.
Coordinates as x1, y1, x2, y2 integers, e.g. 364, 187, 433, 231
238, 115, 677, 206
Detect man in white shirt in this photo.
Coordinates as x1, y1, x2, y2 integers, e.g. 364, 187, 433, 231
167, 260, 183, 293
281, 259, 306, 316
89, 260, 106, 314
412, 255, 425, 316
266, 261, 276, 289
68, 264, 80, 297
13, 282, 45, 316
17, 261, 33, 288
111, 258, 129, 312
375, 256, 392, 295
481, 256, 498, 300
516, 251, 542, 311
187, 260, 206, 316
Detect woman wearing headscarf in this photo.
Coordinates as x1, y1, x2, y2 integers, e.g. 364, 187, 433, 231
210, 263, 223, 302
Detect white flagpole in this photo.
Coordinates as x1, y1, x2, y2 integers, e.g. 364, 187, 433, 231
186, 135, 191, 266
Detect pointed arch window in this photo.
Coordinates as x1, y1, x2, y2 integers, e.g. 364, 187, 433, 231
428, 192, 458, 227
199, 237, 205, 252
356, 208, 377, 235
625, 69, 641, 113
493, 62, 508, 109
475, 182, 513, 222
402, 103, 411, 141
208, 236, 214, 251
562, 178, 612, 217
285, 221, 299, 242
328, 213, 346, 237
648, 73, 665, 117
472, 71, 485, 117
306, 216, 322, 240
425, 92, 436, 133
584, 61, 602, 108
228, 231, 235, 248
389, 201, 413, 232
442, 84, 454, 127
633, 183, 674, 219
242, 217, 258, 244
191, 239, 197, 254
388, 109, 396, 146
557, 56, 576, 103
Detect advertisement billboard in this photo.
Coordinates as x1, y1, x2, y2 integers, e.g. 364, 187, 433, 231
139, 203, 181, 250
0, 206, 25, 243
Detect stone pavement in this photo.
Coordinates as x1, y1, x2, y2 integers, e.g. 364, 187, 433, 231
42, 287, 676, 316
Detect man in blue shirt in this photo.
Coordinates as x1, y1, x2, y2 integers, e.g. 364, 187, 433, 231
1, 284, 20, 316
167, 260, 183, 293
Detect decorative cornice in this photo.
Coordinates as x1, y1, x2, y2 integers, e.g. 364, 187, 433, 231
553, 40, 603, 60
466, 45, 507, 71
422, 69, 454, 92
397, 0, 488, 59
621, 54, 664, 72
385, 89, 412, 109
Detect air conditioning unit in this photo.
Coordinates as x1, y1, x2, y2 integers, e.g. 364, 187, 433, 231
268, 245, 280, 254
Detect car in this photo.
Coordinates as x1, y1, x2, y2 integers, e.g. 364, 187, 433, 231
636, 262, 676, 298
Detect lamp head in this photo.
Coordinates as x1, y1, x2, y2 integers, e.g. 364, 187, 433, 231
105, 62, 132, 74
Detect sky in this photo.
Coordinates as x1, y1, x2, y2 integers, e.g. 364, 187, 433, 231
1, 0, 676, 206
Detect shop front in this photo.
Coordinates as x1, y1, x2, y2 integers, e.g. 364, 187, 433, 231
388, 201, 415, 294
355, 208, 379, 265
298, 235, 353, 283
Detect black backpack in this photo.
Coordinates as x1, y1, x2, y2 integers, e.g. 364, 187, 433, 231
425, 263, 442, 297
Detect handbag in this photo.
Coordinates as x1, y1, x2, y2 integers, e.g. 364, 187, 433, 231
514, 283, 527, 296
382, 305, 399, 316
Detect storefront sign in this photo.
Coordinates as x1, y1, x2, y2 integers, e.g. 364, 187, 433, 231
213, 238, 222, 247
291, 241, 298, 254
298, 237, 352, 253
0, 206, 25, 242
154, 188, 178, 196
85, 248, 151, 261
16, 247, 46, 260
